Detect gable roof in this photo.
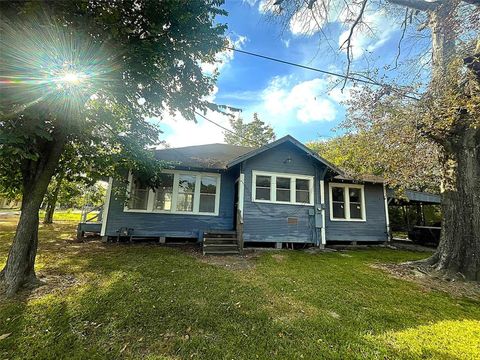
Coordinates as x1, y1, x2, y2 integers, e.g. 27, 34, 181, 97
227, 135, 344, 175
154, 143, 254, 170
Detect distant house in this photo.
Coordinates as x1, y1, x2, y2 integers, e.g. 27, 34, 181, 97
84, 135, 392, 254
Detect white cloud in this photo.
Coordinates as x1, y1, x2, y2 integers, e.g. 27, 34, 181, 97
260, 76, 339, 123
161, 109, 231, 147
200, 34, 247, 75
338, 10, 396, 59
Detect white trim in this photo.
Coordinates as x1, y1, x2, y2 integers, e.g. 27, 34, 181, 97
100, 177, 113, 236
383, 184, 391, 240
238, 173, 245, 223
328, 183, 366, 222
251, 170, 314, 206
320, 180, 326, 245
124, 170, 221, 216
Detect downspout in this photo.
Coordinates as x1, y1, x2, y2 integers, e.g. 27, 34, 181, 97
100, 177, 113, 240
383, 184, 391, 242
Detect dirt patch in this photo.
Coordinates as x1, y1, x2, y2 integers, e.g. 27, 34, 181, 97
391, 240, 436, 253
194, 251, 261, 271
0, 272, 82, 302
271, 254, 285, 262
372, 262, 480, 300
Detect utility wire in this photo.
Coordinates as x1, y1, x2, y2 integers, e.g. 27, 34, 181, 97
225, 46, 420, 101
194, 110, 265, 148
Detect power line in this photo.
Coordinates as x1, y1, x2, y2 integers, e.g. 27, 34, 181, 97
225, 46, 420, 101
194, 110, 265, 148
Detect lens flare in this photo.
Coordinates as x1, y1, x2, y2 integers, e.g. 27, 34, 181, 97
59, 72, 83, 85
0, 14, 118, 117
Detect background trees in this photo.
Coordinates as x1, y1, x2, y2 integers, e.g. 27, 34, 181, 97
264, 0, 479, 279
0, 0, 228, 296
224, 112, 276, 147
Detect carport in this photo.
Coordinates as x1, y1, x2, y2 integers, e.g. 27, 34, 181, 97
386, 189, 442, 243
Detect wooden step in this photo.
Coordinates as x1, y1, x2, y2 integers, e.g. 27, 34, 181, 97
204, 230, 237, 235
203, 243, 239, 249
204, 237, 238, 244
204, 234, 237, 239
203, 249, 240, 255
203, 230, 240, 255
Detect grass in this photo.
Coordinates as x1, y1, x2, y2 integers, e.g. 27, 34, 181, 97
1, 216, 479, 359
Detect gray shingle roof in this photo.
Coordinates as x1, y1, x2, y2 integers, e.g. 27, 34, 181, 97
155, 143, 254, 169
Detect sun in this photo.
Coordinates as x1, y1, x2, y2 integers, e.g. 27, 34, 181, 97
61, 72, 82, 84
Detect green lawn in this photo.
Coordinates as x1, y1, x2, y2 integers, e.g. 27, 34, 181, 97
1, 218, 479, 359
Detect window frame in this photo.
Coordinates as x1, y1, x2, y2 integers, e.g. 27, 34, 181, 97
328, 183, 366, 222
251, 170, 314, 206
124, 170, 221, 216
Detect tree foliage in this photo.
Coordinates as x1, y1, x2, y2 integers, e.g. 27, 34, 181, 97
0, 0, 228, 295
308, 129, 441, 192
224, 113, 276, 147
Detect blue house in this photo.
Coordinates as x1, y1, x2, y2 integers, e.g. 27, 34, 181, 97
96, 135, 390, 254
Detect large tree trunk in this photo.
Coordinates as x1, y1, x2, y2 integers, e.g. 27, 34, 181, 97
0, 132, 66, 297
416, 2, 480, 280
43, 169, 65, 225
427, 127, 480, 280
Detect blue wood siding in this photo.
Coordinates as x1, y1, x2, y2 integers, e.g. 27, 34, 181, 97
104, 171, 237, 238
325, 182, 388, 241
242, 142, 325, 243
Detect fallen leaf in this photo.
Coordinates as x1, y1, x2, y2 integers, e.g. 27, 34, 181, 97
0, 333, 11, 340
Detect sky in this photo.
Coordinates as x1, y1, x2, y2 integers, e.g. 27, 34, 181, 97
159, 0, 431, 147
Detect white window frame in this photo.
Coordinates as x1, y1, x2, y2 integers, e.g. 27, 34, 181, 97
329, 183, 366, 222
251, 170, 314, 206
124, 170, 221, 216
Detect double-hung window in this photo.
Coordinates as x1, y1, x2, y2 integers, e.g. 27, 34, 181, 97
177, 174, 196, 212
154, 173, 174, 211
126, 171, 220, 215
329, 183, 366, 221
128, 179, 149, 210
252, 171, 314, 206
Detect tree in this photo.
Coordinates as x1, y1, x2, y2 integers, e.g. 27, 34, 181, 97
0, 0, 227, 296
307, 130, 441, 192
224, 113, 276, 147
264, 0, 479, 280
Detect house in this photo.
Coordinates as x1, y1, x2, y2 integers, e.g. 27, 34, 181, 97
89, 135, 391, 254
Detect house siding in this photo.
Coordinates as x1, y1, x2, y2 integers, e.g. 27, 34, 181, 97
241, 142, 325, 243
104, 171, 237, 239
324, 182, 388, 241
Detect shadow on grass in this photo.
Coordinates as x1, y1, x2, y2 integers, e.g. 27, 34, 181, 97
1, 221, 480, 359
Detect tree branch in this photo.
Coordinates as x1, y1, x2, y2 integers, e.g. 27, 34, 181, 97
340, 0, 368, 90
394, 8, 409, 69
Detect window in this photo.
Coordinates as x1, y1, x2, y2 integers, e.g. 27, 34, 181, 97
329, 183, 365, 221
199, 176, 217, 213
177, 174, 196, 212
331, 187, 346, 219
154, 173, 174, 211
125, 171, 220, 215
252, 171, 313, 206
255, 175, 271, 201
349, 188, 362, 219
296, 179, 310, 204
276, 177, 291, 202
128, 179, 149, 210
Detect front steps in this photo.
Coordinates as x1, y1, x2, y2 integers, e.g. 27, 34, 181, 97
203, 230, 240, 255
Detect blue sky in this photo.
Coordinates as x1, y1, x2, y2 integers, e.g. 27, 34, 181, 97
160, 0, 430, 147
